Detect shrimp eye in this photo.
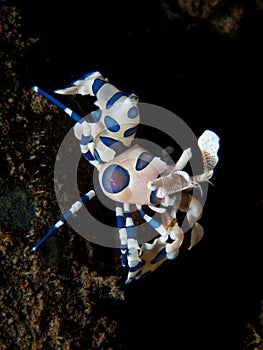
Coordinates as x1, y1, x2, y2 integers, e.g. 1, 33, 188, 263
102, 164, 130, 194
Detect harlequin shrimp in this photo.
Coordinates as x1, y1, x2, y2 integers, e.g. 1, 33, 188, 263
31, 71, 220, 283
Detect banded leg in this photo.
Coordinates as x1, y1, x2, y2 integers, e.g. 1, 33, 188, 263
116, 203, 147, 284
137, 205, 183, 258
32, 86, 96, 165
125, 205, 184, 283
54, 71, 139, 159
31, 190, 96, 252
73, 120, 102, 169
115, 203, 128, 268
36, 86, 104, 172
136, 205, 169, 243
123, 203, 141, 270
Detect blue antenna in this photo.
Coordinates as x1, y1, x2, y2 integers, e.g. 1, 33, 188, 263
31, 190, 95, 252
31, 86, 97, 252
32, 86, 82, 122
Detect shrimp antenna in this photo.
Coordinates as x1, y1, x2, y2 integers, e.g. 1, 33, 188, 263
32, 86, 82, 122
31, 190, 96, 252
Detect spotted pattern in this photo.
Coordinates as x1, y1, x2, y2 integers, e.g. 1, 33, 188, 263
100, 136, 119, 147
104, 115, 120, 132
102, 164, 130, 194
135, 152, 154, 171
92, 79, 106, 95
127, 106, 139, 119
91, 109, 102, 122
106, 92, 129, 109
124, 126, 137, 138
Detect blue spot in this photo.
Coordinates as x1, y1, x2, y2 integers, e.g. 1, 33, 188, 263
91, 109, 102, 122
127, 106, 139, 119
150, 190, 161, 205
102, 164, 130, 194
106, 92, 129, 109
135, 152, 154, 171
124, 126, 137, 138
92, 79, 106, 95
100, 136, 118, 147
104, 116, 120, 132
